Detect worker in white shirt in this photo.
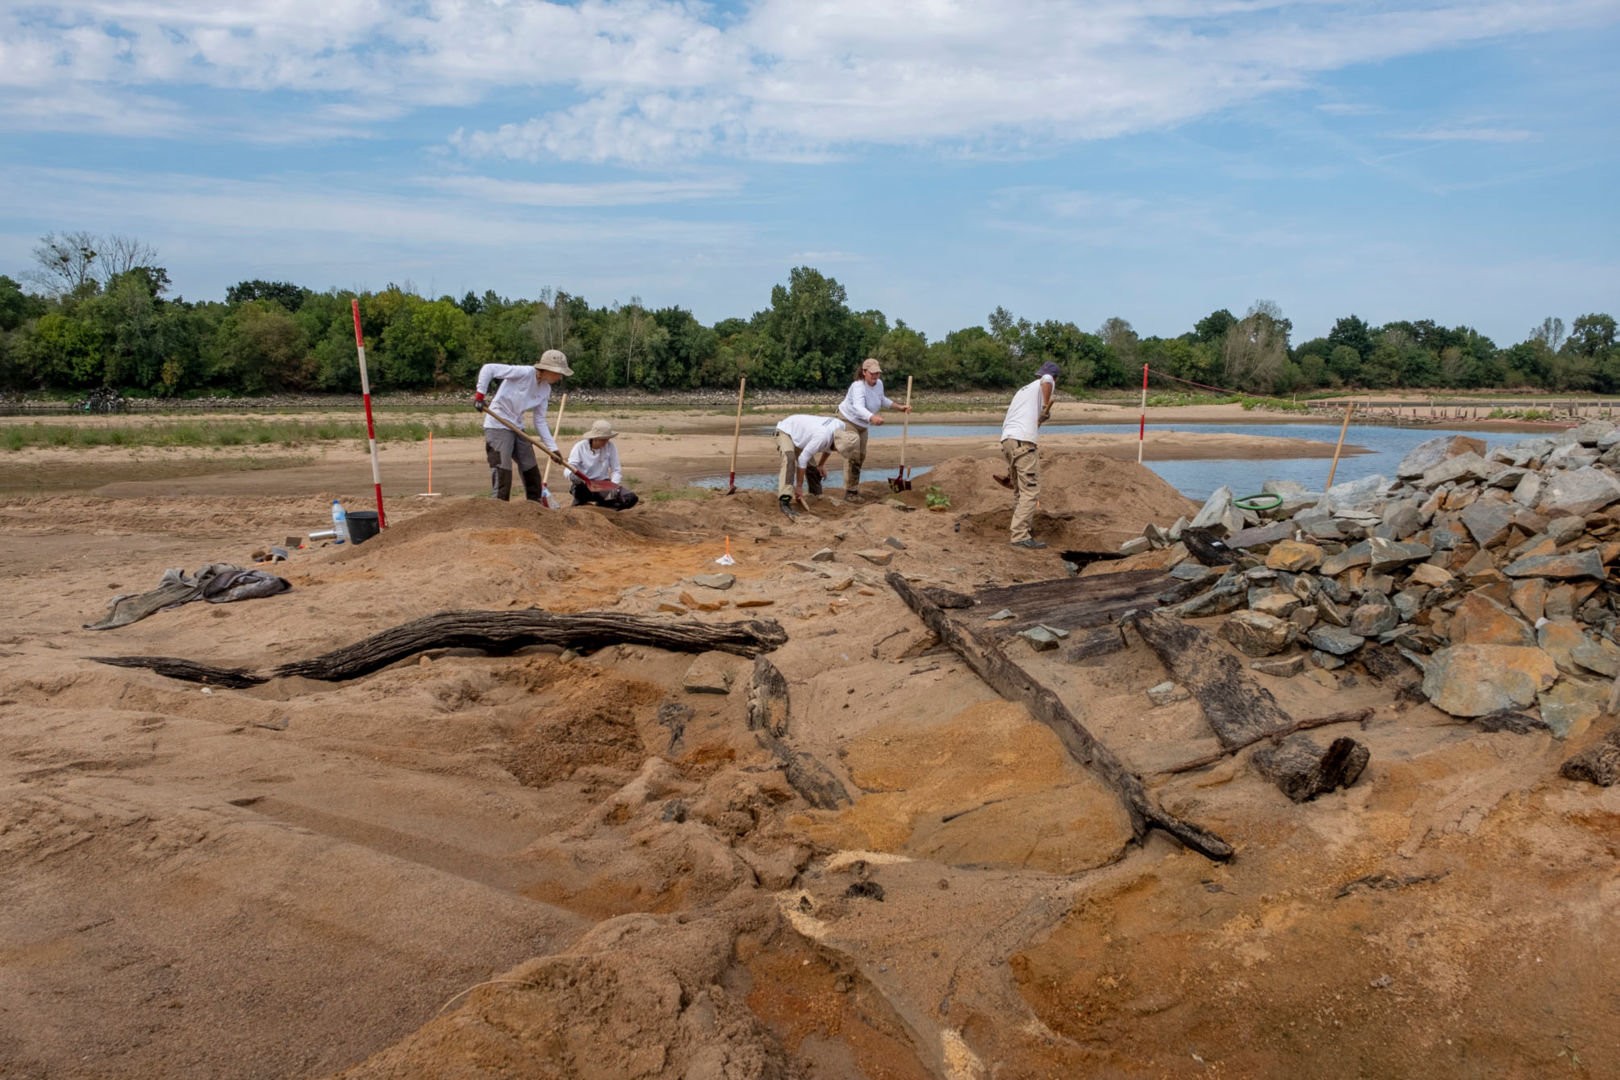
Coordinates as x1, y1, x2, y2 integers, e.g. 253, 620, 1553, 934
474, 349, 570, 502
774, 414, 857, 519
837, 357, 911, 502
566, 419, 639, 510
999, 362, 1059, 548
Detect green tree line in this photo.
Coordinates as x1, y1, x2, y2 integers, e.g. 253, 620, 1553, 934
1, 231, 1614, 397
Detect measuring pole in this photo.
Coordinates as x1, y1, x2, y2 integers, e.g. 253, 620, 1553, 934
540, 392, 568, 506
1137, 363, 1148, 464
1325, 402, 1355, 490
351, 299, 386, 527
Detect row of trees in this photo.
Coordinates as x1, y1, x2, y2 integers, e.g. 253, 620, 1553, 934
1, 230, 1615, 397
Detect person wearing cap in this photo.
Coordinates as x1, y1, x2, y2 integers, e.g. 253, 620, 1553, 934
474, 349, 571, 502
774, 414, 857, 519
999, 361, 1059, 548
566, 420, 639, 511
837, 357, 911, 502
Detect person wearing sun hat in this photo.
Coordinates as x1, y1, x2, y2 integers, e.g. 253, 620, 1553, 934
565, 419, 639, 510
474, 349, 571, 502
836, 357, 910, 502
998, 361, 1059, 549
773, 413, 857, 519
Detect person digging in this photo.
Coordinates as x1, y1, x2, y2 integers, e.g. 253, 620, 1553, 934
997, 361, 1058, 549
773, 414, 856, 519
566, 419, 639, 511
837, 357, 910, 502
474, 349, 570, 502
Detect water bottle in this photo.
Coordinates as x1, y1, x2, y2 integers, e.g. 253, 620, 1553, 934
331, 500, 349, 544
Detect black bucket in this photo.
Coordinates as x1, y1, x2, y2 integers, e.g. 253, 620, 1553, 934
347, 510, 380, 544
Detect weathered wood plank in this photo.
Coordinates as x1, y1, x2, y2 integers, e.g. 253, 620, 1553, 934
746, 656, 852, 810
969, 569, 1174, 634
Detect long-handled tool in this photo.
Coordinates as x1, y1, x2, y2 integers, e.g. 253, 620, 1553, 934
538, 392, 568, 506
483, 408, 615, 494
889, 376, 914, 492
725, 376, 746, 494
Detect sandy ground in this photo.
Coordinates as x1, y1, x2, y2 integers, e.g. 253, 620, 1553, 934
2, 419, 1617, 1079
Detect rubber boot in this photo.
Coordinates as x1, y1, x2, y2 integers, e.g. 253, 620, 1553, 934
490, 468, 503, 499
494, 468, 513, 501
778, 494, 798, 520
519, 466, 545, 503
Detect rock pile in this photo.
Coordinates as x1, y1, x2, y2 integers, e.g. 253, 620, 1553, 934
1128, 425, 1620, 738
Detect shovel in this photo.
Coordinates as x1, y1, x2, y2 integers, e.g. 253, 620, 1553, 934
725, 376, 746, 494
888, 376, 914, 493
537, 392, 567, 506
483, 409, 616, 496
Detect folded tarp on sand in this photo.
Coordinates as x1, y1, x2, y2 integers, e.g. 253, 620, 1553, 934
85, 564, 291, 630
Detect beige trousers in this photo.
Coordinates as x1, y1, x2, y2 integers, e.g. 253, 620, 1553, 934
842, 424, 870, 488
776, 431, 798, 498
1001, 438, 1040, 542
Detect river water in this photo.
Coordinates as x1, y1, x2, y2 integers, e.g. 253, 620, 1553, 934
695, 421, 1550, 501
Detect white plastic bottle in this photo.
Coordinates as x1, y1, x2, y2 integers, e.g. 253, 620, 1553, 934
331, 500, 349, 544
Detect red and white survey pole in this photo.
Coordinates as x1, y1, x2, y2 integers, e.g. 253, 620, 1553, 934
351, 299, 387, 528
1137, 363, 1149, 464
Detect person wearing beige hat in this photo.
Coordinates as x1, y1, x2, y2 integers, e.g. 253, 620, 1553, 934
836, 357, 910, 501
566, 419, 639, 510
474, 349, 571, 502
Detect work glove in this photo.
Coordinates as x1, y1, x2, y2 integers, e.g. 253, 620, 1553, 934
473, 392, 486, 411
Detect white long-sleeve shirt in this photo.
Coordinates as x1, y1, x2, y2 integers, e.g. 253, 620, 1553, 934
476, 363, 557, 452
1000, 374, 1054, 444
567, 440, 621, 484
838, 378, 895, 429
776, 415, 846, 469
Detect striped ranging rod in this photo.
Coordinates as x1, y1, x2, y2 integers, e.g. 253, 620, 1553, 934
351, 299, 387, 528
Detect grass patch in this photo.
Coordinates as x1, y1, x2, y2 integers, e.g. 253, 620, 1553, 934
0, 418, 487, 451
646, 486, 717, 502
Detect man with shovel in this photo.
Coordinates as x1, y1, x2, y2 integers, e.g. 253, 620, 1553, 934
474, 349, 571, 502
837, 358, 910, 502
566, 419, 639, 511
998, 361, 1059, 549
774, 414, 857, 519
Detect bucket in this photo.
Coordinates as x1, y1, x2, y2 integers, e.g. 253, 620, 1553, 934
346, 510, 380, 544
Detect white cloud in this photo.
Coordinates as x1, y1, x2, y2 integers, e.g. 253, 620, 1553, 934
1, 0, 1616, 160
1393, 127, 1538, 142
420, 172, 744, 207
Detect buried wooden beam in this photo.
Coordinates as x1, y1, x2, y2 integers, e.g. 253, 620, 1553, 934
1126, 610, 1370, 802
745, 656, 853, 811
1560, 723, 1620, 786
885, 571, 1233, 862
92, 609, 788, 686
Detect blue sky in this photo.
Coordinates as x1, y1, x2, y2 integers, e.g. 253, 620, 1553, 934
2, 0, 1616, 347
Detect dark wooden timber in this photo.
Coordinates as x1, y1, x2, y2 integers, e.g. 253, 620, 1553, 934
968, 569, 1174, 636
1155, 708, 1375, 775
1129, 611, 1369, 802
745, 656, 852, 810
1561, 724, 1620, 786
93, 609, 787, 686
887, 571, 1233, 861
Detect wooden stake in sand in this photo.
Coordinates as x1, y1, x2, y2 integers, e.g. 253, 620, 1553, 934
418, 431, 441, 497
540, 392, 568, 506
1325, 401, 1355, 489
726, 377, 746, 494
1137, 363, 1148, 464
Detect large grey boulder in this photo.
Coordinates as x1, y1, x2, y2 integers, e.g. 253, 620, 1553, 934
1417, 452, 1501, 490
1537, 466, 1620, 517
1366, 537, 1433, 571
1421, 644, 1559, 717
1512, 471, 1544, 507
1396, 434, 1487, 479
1324, 473, 1392, 513
1190, 485, 1244, 534
1460, 502, 1517, 549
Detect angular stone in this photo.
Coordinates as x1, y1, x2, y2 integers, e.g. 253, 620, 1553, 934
1442, 487, 1480, 512
1118, 536, 1150, 556
1251, 589, 1301, 618
1398, 434, 1488, 479
1536, 619, 1588, 672
1408, 563, 1452, 588
1545, 585, 1577, 621
1497, 437, 1556, 468
1509, 578, 1547, 622
1229, 520, 1295, 549
1252, 654, 1306, 677
1538, 680, 1604, 738
1222, 610, 1294, 657
1460, 502, 1517, 549
1380, 501, 1423, 541
1146, 681, 1191, 706
1265, 540, 1323, 573
1545, 516, 1588, 545
1502, 549, 1606, 580
854, 549, 894, 566
1349, 597, 1399, 638
1421, 644, 1559, 717
987, 608, 1015, 621
810, 548, 837, 562
883, 536, 907, 550
1019, 625, 1064, 651
1512, 471, 1544, 508
1190, 485, 1242, 534
1418, 452, 1500, 490
1262, 479, 1311, 496
690, 573, 736, 590
1571, 420, 1617, 447
1320, 541, 1372, 577
1169, 562, 1214, 582
1307, 625, 1365, 656
682, 652, 736, 694
1449, 593, 1534, 646
1367, 537, 1433, 572
1301, 517, 1344, 542
1488, 467, 1530, 490
1393, 588, 1427, 622
1537, 467, 1620, 518
1168, 578, 1248, 618
1315, 594, 1349, 627
1572, 637, 1620, 678
1509, 535, 1558, 561
1310, 649, 1347, 670
1289, 605, 1319, 633
1324, 473, 1392, 512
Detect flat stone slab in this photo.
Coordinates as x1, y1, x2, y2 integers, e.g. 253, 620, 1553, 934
1146, 681, 1192, 706
690, 573, 736, 590
1307, 625, 1365, 656
1502, 550, 1605, 580
1537, 467, 1620, 518
1421, 644, 1558, 717
1397, 434, 1487, 479
855, 549, 894, 566
1266, 540, 1324, 572
1229, 521, 1295, 549
810, 548, 837, 562
1367, 537, 1433, 572
682, 652, 736, 694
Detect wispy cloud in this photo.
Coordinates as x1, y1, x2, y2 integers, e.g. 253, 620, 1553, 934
419, 173, 745, 207
1393, 126, 1538, 142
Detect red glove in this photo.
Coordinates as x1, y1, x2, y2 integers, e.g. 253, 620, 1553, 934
473, 392, 486, 411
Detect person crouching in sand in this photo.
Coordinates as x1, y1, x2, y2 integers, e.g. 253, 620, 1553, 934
566, 419, 639, 510
774, 414, 856, 519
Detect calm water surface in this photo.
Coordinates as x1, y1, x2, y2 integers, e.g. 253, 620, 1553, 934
697, 421, 1545, 500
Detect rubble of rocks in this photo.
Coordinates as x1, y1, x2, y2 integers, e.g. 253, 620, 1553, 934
1124, 423, 1620, 739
